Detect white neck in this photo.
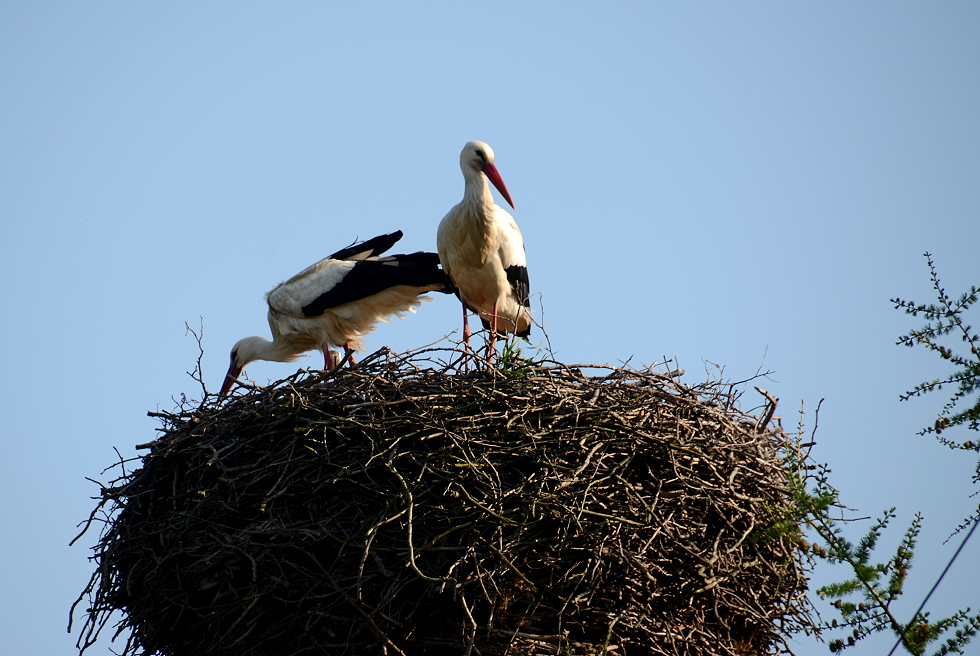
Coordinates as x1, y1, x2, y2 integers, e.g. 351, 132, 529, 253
459, 168, 495, 226
236, 335, 300, 367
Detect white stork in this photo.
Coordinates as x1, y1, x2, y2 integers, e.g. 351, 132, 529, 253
437, 141, 531, 357
220, 231, 449, 395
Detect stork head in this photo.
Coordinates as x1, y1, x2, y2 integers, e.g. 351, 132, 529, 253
219, 336, 265, 396
461, 140, 515, 209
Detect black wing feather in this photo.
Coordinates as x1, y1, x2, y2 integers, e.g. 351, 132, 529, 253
301, 253, 450, 317
505, 265, 531, 308
328, 231, 403, 261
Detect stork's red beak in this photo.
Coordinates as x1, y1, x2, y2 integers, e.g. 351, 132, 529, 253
219, 365, 243, 396
482, 162, 515, 209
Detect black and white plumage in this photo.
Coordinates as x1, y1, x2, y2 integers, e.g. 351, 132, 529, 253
436, 141, 531, 354
220, 231, 449, 395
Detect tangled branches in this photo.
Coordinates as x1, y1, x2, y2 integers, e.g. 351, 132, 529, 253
72, 348, 808, 655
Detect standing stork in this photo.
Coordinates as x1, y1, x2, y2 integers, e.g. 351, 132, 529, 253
220, 231, 449, 395
437, 141, 530, 358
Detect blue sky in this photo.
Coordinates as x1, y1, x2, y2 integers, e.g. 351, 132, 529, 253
2, 3, 979, 654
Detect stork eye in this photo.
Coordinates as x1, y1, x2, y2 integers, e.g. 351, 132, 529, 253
230, 349, 238, 363
475, 150, 486, 162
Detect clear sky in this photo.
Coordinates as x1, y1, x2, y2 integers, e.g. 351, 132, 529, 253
2, 3, 978, 654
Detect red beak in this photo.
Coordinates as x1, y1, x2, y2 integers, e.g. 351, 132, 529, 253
219, 365, 243, 396
481, 162, 515, 209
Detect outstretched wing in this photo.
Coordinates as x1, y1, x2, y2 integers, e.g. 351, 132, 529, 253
298, 253, 450, 317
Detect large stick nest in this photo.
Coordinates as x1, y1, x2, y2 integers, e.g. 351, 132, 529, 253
73, 348, 808, 656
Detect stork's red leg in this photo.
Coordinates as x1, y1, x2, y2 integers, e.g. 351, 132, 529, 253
322, 347, 335, 369
487, 301, 499, 361
343, 343, 357, 367
455, 302, 475, 372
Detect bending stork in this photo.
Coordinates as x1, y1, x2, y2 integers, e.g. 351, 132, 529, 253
436, 141, 530, 357
220, 231, 449, 395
